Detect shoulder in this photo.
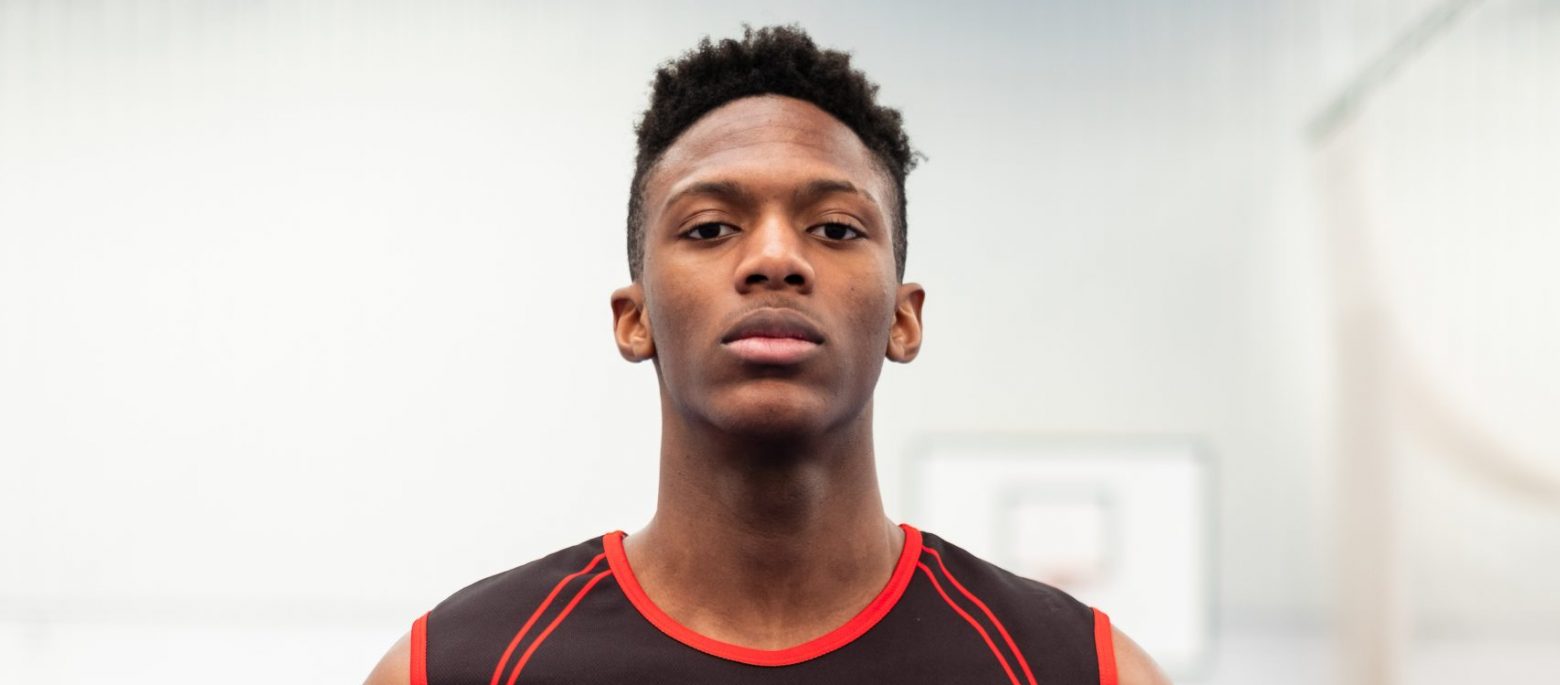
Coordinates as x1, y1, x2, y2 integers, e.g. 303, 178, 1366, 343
915, 528, 1171, 684
432, 533, 610, 624
1110, 624, 1173, 685
916, 529, 1095, 625
362, 629, 410, 685
914, 530, 1098, 679
362, 533, 611, 685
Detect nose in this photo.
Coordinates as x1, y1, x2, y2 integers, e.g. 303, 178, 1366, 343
734, 214, 815, 294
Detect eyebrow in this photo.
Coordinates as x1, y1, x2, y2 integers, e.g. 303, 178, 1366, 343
794, 178, 878, 207
661, 180, 750, 211
660, 178, 878, 213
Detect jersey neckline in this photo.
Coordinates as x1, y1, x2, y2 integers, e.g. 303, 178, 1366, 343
601, 522, 923, 667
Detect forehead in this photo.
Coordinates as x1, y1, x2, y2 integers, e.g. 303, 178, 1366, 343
644, 95, 889, 210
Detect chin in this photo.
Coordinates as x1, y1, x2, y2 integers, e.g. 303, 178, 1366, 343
704, 386, 838, 441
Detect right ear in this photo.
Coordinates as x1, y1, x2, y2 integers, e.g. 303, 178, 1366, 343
610, 283, 655, 362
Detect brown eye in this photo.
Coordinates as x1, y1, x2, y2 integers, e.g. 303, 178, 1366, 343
683, 223, 737, 240
809, 222, 864, 241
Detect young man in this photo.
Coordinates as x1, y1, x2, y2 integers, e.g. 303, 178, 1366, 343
366, 25, 1169, 685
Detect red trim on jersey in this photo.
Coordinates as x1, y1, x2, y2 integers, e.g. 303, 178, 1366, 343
923, 547, 1038, 685
490, 553, 607, 685
1093, 608, 1118, 685
410, 612, 429, 685
603, 523, 924, 667
507, 569, 612, 685
918, 562, 1021, 685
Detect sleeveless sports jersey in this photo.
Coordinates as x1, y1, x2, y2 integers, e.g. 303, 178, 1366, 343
410, 524, 1118, 685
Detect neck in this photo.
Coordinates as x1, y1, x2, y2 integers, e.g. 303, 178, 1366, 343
623, 397, 903, 649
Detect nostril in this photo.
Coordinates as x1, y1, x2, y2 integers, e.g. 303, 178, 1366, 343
785, 274, 805, 286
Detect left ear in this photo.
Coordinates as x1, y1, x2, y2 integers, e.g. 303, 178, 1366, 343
885, 283, 925, 363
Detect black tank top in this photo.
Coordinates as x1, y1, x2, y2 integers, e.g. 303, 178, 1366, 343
410, 524, 1118, 685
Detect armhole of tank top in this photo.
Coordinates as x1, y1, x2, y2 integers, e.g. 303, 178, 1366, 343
1091, 607, 1117, 685
410, 611, 430, 685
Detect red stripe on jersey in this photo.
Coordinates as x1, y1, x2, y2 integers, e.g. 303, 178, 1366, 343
490, 552, 607, 685
923, 547, 1037, 685
1093, 608, 1118, 685
507, 569, 613, 684
918, 562, 1020, 685
410, 612, 429, 685
605, 524, 924, 667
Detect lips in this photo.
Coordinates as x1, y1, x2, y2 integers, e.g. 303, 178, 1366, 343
721, 308, 825, 344
721, 308, 825, 365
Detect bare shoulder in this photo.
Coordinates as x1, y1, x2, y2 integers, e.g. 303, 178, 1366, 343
362, 630, 412, 685
1112, 625, 1173, 685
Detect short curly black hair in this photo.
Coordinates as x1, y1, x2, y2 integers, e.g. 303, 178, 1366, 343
626, 24, 920, 282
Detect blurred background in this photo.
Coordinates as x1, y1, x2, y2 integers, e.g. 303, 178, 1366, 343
1, 0, 1556, 683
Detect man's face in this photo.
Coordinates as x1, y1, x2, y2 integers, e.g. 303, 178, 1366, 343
611, 95, 925, 440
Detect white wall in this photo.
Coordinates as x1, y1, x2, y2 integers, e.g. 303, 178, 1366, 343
1, 1, 1555, 682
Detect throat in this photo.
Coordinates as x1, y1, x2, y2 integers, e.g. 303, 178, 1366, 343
634, 394, 900, 648
622, 516, 906, 650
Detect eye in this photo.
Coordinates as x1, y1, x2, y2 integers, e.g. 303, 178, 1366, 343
809, 221, 865, 241
682, 222, 738, 240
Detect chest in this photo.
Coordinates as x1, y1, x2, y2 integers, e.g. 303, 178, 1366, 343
448, 582, 1087, 685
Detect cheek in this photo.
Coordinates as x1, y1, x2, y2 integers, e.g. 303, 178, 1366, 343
643, 273, 705, 357
642, 289, 675, 348
842, 281, 897, 354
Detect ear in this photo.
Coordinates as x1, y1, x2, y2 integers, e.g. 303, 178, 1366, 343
610, 283, 655, 362
886, 283, 925, 363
